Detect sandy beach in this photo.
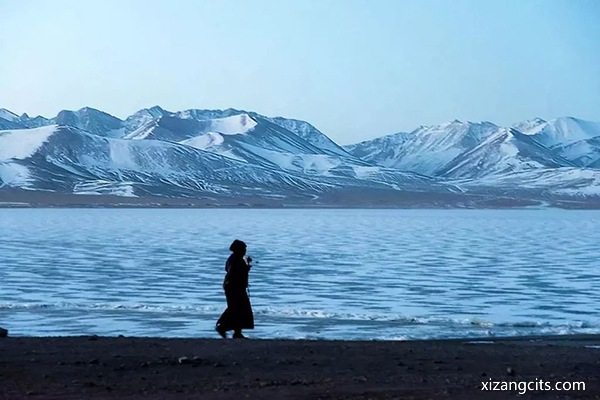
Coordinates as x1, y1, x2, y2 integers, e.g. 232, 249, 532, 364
1, 334, 599, 399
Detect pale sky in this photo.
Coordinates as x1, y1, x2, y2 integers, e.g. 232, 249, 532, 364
1, 0, 599, 144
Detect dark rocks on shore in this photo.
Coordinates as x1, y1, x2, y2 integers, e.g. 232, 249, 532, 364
0, 327, 7, 337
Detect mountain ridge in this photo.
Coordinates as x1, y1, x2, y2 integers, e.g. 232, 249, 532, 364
1, 106, 600, 207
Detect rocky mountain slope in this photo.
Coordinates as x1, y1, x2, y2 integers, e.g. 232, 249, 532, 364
1, 107, 599, 207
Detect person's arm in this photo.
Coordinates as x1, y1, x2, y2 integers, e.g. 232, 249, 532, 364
226, 257, 248, 289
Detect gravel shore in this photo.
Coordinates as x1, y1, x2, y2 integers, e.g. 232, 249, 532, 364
1, 335, 599, 399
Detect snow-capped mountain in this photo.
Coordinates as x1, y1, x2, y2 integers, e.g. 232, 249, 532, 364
344, 120, 500, 176
344, 118, 600, 178
514, 117, 600, 168
553, 137, 600, 168
123, 106, 169, 135
1, 106, 600, 206
124, 111, 377, 180
341, 116, 600, 203
437, 128, 576, 179
171, 108, 351, 156
262, 116, 350, 157
179, 114, 369, 176
0, 125, 335, 198
515, 117, 600, 147
0, 123, 451, 203
0, 108, 20, 122
53, 107, 124, 138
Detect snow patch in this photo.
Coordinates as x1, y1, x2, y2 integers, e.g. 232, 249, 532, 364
210, 114, 257, 135
74, 181, 137, 197
105, 127, 127, 139
181, 132, 225, 149
241, 143, 341, 175
0, 125, 57, 161
108, 140, 138, 170
123, 122, 155, 140
0, 163, 30, 186
353, 166, 380, 179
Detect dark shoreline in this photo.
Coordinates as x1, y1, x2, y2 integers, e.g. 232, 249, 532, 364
3, 204, 600, 210
1, 334, 599, 399
3, 187, 600, 209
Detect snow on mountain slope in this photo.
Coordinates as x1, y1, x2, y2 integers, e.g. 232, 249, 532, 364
123, 109, 367, 178
124, 113, 258, 142
515, 117, 600, 146
344, 120, 500, 176
210, 113, 257, 134
264, 116, 351, 157
73, 181, 137, 197
0, 108, 20, 122
207, 116, 325, 155
0, 118, 23, 131
175, 108, 239, 121
52, 107, 124, 138
124, 115, 211, 141
231, 142, 354, 176
511, 118, 547, 136
0, 125, 58, 186
173, 108, 352, 156
3, 106, 600, 203
182, 131, 225, 148
21, 115, 52, 129
0, 108, 54, 130
0, 123, 452, 200
438, 128, 575, 178
0, 162, 30, 187
123, 106, 169, 134
180, 132, 245, 162
179, 115, 380, 179
512, 117, 600, 167
457, 168, 600, 198
550, 136, 600, 167
0, 125, 58, 161
0, 125, 347, 198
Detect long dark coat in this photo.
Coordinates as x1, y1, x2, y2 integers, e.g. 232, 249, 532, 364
216, 254, 254, 331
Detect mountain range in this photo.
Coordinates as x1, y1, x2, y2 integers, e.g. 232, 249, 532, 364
1, 106, 599, 208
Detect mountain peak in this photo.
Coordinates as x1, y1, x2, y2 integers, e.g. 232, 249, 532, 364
130, 106, 168, 120
0, 108, 20, 122
148, 105, 166, 114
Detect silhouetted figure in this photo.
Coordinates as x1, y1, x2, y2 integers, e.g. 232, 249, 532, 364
216, 239, 254, 339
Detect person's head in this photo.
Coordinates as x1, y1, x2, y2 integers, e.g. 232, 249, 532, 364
229, 239, 247, 256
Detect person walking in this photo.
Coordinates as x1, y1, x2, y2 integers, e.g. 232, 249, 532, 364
216, 239, 254, 339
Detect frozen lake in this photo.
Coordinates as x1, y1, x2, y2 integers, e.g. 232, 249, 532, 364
1, 208, 599, 340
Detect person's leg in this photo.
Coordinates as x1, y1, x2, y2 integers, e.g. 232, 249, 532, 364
216, 323, 227, 338
216, 289, 236, 338
233, 329, 245, 339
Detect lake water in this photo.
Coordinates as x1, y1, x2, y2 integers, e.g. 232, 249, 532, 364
1, 208, 599, 340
